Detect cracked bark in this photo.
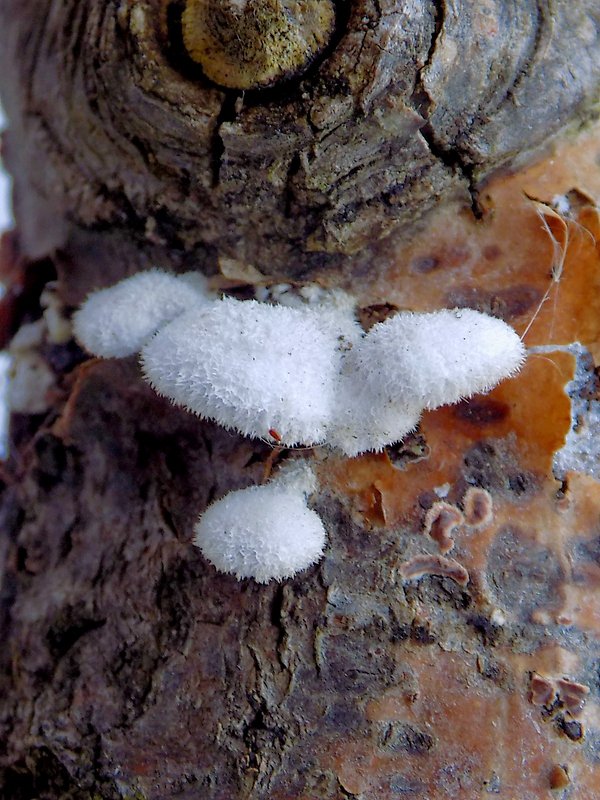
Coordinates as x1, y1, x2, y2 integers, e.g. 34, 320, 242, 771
0, 1, 600, 798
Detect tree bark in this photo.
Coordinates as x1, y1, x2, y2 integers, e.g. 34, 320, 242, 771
1, 1, 600, 798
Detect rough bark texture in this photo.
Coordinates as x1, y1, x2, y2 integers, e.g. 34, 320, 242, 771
1, 0, 599, 282
1, 1, 600, 799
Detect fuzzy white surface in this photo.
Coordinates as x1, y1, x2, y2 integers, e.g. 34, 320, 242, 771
141, 297, 340, 446
194, 479, 326, 582
327, 308, 524, 455
76, 269, 527, 456
138, 300, 526, 454
350, 308, 526, 411
328, 367, 422, 456
73, 269, 211, 358
330, 309, 415, 454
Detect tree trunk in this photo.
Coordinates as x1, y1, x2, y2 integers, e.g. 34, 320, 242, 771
1, 1, 600, 798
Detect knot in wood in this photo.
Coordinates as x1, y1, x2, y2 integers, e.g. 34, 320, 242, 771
182, 0, 336, 89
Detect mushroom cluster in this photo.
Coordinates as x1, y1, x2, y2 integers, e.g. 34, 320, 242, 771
74, 269, 526, 582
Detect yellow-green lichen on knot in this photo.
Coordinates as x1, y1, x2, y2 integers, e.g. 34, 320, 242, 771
182, 0, 336, 90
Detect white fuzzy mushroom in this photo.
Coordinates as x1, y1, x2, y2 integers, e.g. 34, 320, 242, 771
73, 269, 526, 458
141, 300, 525, 454
194, 463, 326, 582
140, 297, 343, 446
352, 308, 526, 411
327, 308, 525, 456
73, 269, 212, 358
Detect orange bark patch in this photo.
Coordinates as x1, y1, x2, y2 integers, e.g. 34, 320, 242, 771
451, 471, 600, 627
317, 132, 600, 800
363, 124, 600, 362
326, 122, 600, 529
324, 349, 574, 529
326, 648, 600, 798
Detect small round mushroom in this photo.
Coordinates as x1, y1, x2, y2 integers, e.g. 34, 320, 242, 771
194, 464, 326, 582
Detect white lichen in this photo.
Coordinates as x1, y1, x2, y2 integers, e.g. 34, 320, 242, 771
7, 352, 55, 415
73, 269, 212, 358
7, 320, 55, 415
545, 342, 600, 481
193, 462, 326, 582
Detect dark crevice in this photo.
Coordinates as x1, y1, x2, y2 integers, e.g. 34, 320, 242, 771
158, 497, 181, 540
338, 781, 360, 798
46, 616, 107, 659
410, 0, 445, 116
59, 518, 78, 559
16, 546, 28, 573
502, 0, 547, 106
371, 0, 382, 24
110, 637, 164, 729
205, 481, 217, 507
241, 699, 287, 793
164, 0, 211, 85
210, 93, 240, 188
1, 252, 57, 346
348, 30, 368, 75
270, 583, 285, 630
284, 153, 302, 218
312, 117, 348, 143
555, 476, 569, 501
270, 583, 288, 670
0, 745, 117, 800
409, 1, 484, 218
419, 122, 484, 218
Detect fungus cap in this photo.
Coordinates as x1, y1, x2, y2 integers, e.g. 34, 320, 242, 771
73, 269, 211, 358
140, 297, 340, 446
352, 308, 526, 410
194, 479, 326, 582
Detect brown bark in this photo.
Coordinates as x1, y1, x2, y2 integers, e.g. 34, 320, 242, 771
0, 1, 600, 798
1, 1, 599, 283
